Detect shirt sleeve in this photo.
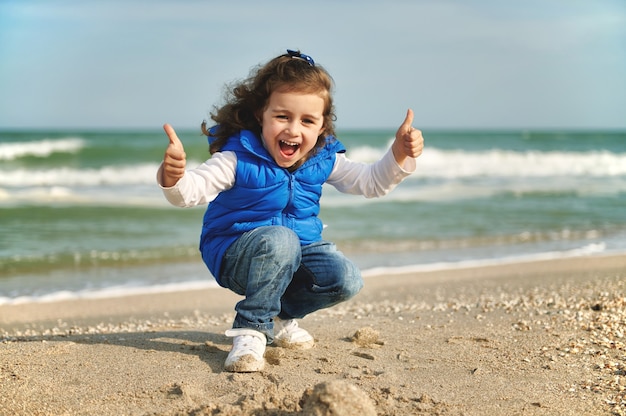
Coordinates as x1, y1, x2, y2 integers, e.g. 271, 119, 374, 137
157, 151, 237, 207
326, 148, 416, 198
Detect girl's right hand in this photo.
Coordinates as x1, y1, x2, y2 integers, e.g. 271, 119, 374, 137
162, 123, 187, 187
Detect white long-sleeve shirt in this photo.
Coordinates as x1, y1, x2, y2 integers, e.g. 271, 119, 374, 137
159, 148, 416, 207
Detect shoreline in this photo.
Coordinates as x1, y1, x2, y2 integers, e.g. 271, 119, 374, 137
1, 254, 625, 415
1, 253, 624, 331
0, 244, 618, 307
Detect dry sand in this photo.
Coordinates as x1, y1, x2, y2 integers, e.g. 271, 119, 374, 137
1, 255, 625, 415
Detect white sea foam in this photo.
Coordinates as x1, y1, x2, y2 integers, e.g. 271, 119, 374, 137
1, 145, 625, 206
360, 243, 608, 277
0, 163, 161, 187
0, 280, 220, 306
0, 159, 207, 188
414, 148, 626, 178
4, 147, 625, 187
348, 145, 626, 178
0, 186, 170, 207
0, 138, 85, 160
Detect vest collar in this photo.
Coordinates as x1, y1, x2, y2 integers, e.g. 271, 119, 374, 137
215, 128, 343, 171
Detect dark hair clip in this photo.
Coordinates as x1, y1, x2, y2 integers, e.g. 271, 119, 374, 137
286, 49, 315, 66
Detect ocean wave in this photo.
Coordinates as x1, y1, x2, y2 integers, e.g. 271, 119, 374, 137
0, 159, 208, 187
0, 163, 163, 187
1, 145, 624, 207
360, 242, 609, 277
415, 148, 626, 178
0, 138, 85, 160
348, 145, 626, 178
2, 147, 625, 188
0, 186, 171, 207
330, 229, 614, 255
0, 280, 220, 306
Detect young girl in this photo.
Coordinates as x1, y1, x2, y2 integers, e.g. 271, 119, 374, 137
159, 49, 424, 372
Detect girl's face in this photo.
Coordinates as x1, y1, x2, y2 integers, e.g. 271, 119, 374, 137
260, 89, 326, 169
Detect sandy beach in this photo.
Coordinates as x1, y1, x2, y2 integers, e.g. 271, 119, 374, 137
1, 255, 625, 415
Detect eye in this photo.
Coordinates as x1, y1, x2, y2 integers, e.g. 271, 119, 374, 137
276, 115, 288, 120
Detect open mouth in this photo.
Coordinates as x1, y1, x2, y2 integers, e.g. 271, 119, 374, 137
279, 140, 300, 157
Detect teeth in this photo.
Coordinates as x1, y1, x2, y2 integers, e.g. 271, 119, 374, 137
280, 140, 299, 147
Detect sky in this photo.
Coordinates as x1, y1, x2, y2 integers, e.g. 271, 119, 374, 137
0, 0, 625, 131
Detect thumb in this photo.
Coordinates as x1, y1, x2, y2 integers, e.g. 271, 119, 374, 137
400, 109, 414, 132
163, 123, 183, 149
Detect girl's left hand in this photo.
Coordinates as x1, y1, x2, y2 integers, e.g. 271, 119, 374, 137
392, 109, 424, 165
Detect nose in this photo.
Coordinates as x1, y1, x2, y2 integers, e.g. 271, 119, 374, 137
285, 121, 300, 137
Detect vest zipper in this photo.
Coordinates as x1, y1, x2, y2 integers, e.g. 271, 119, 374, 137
284, 174, 295, 227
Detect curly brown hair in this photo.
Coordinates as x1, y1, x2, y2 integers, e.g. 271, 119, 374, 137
201, 52, 336, 156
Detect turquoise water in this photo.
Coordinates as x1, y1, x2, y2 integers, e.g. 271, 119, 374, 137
1, 129, 625, 303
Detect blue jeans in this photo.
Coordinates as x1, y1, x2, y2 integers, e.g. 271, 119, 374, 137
219, 226, 363, 343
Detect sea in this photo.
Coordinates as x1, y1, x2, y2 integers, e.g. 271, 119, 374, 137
1, 128, 625, 305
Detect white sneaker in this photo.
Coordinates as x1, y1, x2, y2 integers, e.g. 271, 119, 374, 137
224, 328, 266, 372
273, 318, 315, 349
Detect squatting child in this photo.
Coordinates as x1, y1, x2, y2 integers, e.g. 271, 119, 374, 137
158, 49, 424, 372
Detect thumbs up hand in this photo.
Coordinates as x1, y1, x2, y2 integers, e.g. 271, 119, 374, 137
391, 109, 424, 165
162, 123, 187, 187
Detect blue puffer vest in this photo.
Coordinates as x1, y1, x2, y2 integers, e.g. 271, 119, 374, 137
199, 129, 346, 283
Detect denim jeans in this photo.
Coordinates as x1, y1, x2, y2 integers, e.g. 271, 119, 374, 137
219, 226, 363, 343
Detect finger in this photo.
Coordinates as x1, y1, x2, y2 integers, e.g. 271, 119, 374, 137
164, 152, 186, 165
407, 137, 424, 152
163, 154, 186, 173
407, 132, 424, 157
163, 123, 183, 149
